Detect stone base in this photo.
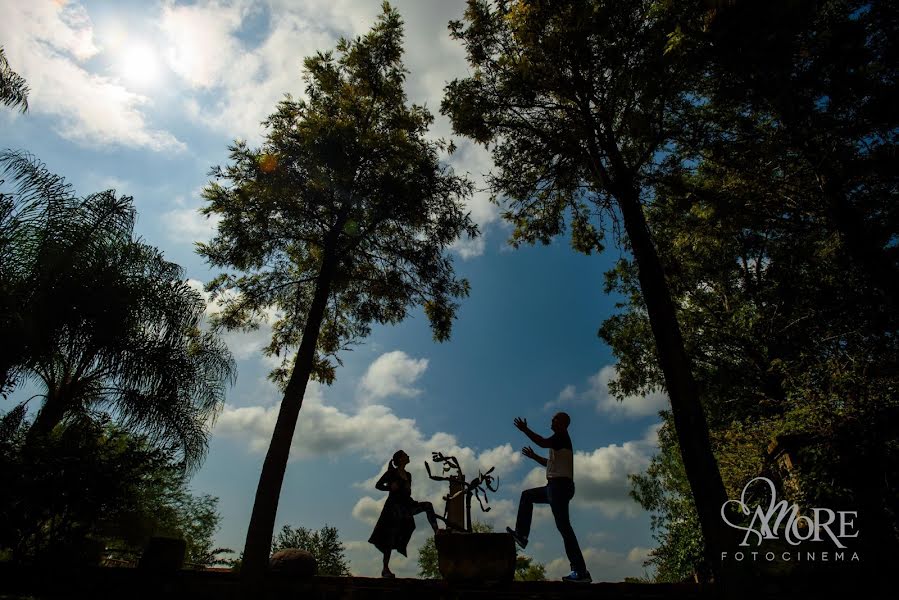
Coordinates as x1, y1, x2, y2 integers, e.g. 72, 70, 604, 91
436, 532, 515, 582
269, 548, 317, 578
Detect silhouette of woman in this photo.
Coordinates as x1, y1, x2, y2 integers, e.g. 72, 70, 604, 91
368, 449, 440, 578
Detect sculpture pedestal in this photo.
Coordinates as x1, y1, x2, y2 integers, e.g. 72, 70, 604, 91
435, 532, 515, 582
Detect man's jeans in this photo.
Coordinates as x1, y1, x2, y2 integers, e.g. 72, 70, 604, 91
515, 477, 586, 573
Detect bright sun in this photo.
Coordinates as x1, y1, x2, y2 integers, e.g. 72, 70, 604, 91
120, 43, 159, 86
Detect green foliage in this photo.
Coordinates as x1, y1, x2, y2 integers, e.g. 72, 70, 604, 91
199, 3, 477, 386
271, 524, 350, 576
416, 535, 439, 579
606, 0, 899, 580
442, 0, 705, 254
514, 554, 547, 581
0, 47, 28, 112
628, 415, 706, 582
164, 493, 233, 568
418, 537, 441, 579
0, 151, 235, 470
0, 414, 229, 566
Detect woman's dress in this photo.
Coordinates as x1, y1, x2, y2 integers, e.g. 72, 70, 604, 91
368, 468, 418, 556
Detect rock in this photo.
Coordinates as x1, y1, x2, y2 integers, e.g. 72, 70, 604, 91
436, 532, 516, 582
138, 536, 186, 571
269, 548, 317, 578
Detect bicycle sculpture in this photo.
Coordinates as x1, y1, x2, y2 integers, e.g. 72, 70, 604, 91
425, 451, 498, 533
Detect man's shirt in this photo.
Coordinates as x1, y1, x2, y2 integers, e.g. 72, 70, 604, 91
546, 431, 573, 480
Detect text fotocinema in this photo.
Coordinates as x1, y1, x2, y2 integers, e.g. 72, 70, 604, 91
719, 477, 861, 563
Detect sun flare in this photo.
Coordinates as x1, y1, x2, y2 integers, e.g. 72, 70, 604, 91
119, 43, 159, 86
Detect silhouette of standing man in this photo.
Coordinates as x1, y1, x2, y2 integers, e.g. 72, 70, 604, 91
507, 412, 591, 583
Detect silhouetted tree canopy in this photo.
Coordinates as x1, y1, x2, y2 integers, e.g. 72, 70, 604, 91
0, 151, 235, 470
0, 412, 230, 566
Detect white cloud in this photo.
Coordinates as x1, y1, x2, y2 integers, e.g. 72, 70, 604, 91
221, 328, 273, 362
476, 444, 520, 476
160, 0, 251, 89
162, 207, 221, 243
186, 279, 279, 361
344, 534, 417, 577
450, 233, 486, 260
156, 0, 500, 258
214, 378, 461, 462
351, 496, 386, 526
447, 141, 501, 226
0, 1, 185, 151
445, 141, 501, 259
358, 351, 429, 402
627, 546, 652, 564
545, 384, 577, 411
469, 498, 518, 531
550, 365, 669, 418
587, 530, 612, 544
586, 365, 669, 418
83, 174, 131, 194
187, 279, 232, 318
159, 0, 334, 143
213, 349, 523, 537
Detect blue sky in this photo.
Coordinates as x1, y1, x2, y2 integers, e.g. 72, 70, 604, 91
1, 0, 669, 580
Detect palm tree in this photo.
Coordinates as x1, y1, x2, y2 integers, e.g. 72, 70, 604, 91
1, 151, 235, 470
1, 151, 134, 396
0, 47, 29, 112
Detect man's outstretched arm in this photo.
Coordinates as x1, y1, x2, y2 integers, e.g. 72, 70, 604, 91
522, 445, 548, 467
514, 417, 550, 447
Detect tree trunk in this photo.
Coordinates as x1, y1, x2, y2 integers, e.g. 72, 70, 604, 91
240, 230, 342, 582
614, 183, 732, 580
26, 383, 71, 443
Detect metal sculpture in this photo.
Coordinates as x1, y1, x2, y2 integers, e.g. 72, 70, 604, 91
425, 451, 499, 533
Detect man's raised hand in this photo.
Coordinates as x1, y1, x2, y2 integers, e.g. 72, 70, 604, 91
513, 417, 528, 432
522, 445, 537, 460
